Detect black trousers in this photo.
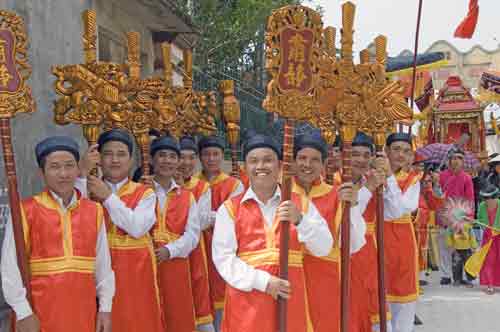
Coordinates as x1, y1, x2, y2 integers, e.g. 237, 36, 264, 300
452, 249, 474, 282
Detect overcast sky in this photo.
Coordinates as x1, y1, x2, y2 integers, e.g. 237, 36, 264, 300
309, 0, 499, 56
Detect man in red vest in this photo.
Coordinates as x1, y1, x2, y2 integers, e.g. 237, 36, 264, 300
178, 136, 215, 332
350, 132, 392, 332
1, 136, 115, 332
358, 132, 421, 332
292, 132, 367, 332
212, 133, 333, 332
149, 136, 201, 332
196, 136, 243, 330
78, 129, 164, 332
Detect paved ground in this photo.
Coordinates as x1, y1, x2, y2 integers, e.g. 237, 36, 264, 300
415, 272, 499, 332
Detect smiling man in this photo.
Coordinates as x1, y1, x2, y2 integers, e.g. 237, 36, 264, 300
349, 132, 392, 332
149, 136, 201, 332
292, 133, 367, 332
196, 135, 244, 330
78, 129, 164, 332
1, 136, 114, 332
212, 134, 333, 332
178, 135, 215, 331
358, 132, 421, 332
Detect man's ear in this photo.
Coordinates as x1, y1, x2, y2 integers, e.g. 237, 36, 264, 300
37, 167, 45, 178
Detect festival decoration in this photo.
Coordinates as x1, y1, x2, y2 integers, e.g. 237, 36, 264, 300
0, 10, 36, 301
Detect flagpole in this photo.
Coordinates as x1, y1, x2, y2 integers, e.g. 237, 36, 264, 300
410, 0, 424, 109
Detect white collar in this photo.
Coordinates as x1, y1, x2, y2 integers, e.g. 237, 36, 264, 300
49, 190, 77, 210
153, 179, 180, 195
104, 177, 129, 193
242, 185, 281, 206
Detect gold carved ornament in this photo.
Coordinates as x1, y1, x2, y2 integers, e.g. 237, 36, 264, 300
52, 9, 128, 177
262, 5, 323, 332
220, 79, 241, 178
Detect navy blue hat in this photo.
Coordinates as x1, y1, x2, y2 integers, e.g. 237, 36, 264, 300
180, 136, 198, 153
243, 134, 282, 160
352, 132, 374, 152
294, 133, 328, 161
98, 129, 133, 154
35, 136, 80, 167
242, 128, 258, 142
151, 136, 180, 157
198, 136, 225, 152
386, 132, 412, 146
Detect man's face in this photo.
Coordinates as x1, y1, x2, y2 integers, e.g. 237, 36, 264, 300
386, 141, 412, 171
449, 154, 465, 172
295, 147, 323, 186
100, 141, 133, 182
351, 145, 372, 180
152, 149, 179, 179
179, 150, 198, 179
41, 151, 79, 198
200, 147, 223, 175
245, 148, 280, 192
495, 164, 500, 174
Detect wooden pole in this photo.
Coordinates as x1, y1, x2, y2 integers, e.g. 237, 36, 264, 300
0, 119, 31, 302
339, 126, 355, 332
278, 118, 295, 332
373, 132, 388, 332
410, 0, 424, 108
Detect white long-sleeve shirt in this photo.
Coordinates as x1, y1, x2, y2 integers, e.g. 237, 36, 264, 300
197, 188, 213, 231
153, 180, 200, 258
198, 175, 244, 230
1, 191, 115, 321
75, 177, 157, 238
212, 186, 333, 293
358, 174, 420, 220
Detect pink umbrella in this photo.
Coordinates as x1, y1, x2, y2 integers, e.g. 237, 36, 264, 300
416, 143, 480, 170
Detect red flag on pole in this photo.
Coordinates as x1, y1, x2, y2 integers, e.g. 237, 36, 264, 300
454, 0, 479, 39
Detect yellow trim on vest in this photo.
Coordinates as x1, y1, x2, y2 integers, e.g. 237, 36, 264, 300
386, 293, 419, 303
366, 223, 376, 234
195, 314, 214, 325
197, 171, 229, 186
314, 247, 340, 263
370, 311, 392, 324
30, 256, 96, 276
238, 248, 303, 267
107, 233, 153, 249
214, 301, 225, 310
153, 230, 181, 243
386, 214, 413, 224
96, 204, 103, 233
224, 200, 235, 221
20, 205, 30, 252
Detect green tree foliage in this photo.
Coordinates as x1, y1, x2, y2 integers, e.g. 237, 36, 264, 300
178, 0, 321, 88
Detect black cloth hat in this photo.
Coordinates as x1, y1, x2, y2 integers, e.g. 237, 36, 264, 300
352, 132, 374, 152
151, 136, 180, 157
386, 132, 412, 146
243, 134, 282, 160
198, 135, 225, 152
35, 136, 80, 167
294, 133, 327, 161
98, 129, 133, 154
179, 136, 198, 153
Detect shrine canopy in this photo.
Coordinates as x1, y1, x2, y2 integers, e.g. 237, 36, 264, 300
431, 76, 486, 163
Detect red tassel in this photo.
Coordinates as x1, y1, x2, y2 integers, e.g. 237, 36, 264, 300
454, 0, 479, 39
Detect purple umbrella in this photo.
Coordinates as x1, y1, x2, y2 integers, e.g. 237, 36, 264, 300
416, 143, 480, 170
